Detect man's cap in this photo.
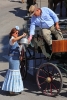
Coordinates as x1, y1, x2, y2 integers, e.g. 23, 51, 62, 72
29, 5, 36, 16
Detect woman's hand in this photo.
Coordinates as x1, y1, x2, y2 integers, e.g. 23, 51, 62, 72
19, 55, 23, 61
22, 33, 27, 37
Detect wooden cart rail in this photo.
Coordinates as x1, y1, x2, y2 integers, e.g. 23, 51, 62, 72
52, 40, 67, 53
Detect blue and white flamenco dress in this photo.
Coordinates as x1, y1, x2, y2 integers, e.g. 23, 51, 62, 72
2, 40, 24, 93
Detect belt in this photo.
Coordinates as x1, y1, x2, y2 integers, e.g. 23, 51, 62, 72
9, 69, 19, 71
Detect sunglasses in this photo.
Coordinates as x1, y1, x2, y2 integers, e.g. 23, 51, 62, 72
15, 31, 19, 34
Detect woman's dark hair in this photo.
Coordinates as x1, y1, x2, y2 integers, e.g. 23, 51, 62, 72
9, 28, 19, 39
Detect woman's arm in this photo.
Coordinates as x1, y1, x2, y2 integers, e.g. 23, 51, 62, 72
12, 33, 26, 43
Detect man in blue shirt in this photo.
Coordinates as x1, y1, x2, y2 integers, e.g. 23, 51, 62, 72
28, 5, 63, 52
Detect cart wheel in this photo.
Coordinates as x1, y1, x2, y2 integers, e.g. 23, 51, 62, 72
36, 63, 63, 97
20, 52, 27, 80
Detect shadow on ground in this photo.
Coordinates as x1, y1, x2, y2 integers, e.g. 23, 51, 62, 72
9, 7, 27, 18
9, 0, 23, 4
0, 69, 7, 78
22, 73, 44, 96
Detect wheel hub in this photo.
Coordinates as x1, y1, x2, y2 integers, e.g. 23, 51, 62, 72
46, 77, 51, 83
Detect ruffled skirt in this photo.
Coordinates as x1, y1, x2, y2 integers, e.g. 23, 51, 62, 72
2, 69, 24, 92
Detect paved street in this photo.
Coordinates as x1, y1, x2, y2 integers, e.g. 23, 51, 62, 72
0, 0, 67, 100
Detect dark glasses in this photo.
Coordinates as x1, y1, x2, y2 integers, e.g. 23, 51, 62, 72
16, 32, 19, 34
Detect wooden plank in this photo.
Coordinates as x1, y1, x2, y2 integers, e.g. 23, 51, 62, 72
52, 40, 67, 53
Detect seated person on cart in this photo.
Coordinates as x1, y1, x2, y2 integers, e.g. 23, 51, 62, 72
28, 5, 63, 54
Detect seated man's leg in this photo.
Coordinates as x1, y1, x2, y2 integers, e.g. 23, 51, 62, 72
50, 25, 63, 40
42, 28, 52, 51
34, 37, 51, 58
42, 29, 52, 45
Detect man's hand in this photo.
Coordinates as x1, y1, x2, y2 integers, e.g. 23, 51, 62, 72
28, 39, 31, 44
55, 22, 60, 30
28, 35, 32, 44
